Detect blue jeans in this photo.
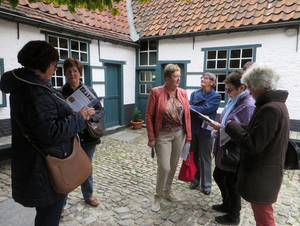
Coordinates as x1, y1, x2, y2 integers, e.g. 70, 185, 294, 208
64, 144, 96, 206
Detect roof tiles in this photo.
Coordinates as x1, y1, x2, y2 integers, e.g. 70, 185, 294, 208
1, 0, 300, 42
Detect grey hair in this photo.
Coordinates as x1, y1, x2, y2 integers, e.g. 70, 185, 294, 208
203, 72, 217, 87
241, 63, 281, 92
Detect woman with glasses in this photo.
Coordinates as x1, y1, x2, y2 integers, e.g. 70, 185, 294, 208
0, 41, 92, 225
189, 72, 221, 195
58, 58, 105, 215
210, 70, 255, 225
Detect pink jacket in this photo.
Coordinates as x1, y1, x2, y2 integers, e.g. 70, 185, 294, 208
146, 85, 191, 141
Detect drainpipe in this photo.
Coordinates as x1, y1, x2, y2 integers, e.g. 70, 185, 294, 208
126, 0, 139, 42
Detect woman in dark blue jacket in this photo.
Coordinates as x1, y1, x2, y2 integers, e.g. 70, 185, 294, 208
189, 72, 221, 195
0, 41, 92, 226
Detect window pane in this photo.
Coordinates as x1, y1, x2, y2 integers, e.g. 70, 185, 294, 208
57, 77, 63, 86
81, 53, 88, 62
140, 53, 148, 65
207, 61, 216, 69
230, 60, 240, 68
140, 72, 145, 81
140, 41, 148, 51
140, 84, 145, 94
221, 93, 225, 101
71, 41, 79, 50
149, 41, 157, 50
242, 48, 253, 57
218, 50, 227, 59
241, 59, 251, 68
51, 77, 56, 86
49, 36, 58, 47
149, 52, 156, 65
72, 51, 79, 60
146, 84, 152, 94
230, 49, 240, 58
207, 51, 216, 59
218, 74, 226, 81
60, 50, 68, 59
56, 67, 62, 76
152, 73, 156, 82
80, 42, 87, 52
146, 72, 151, 81
59, 38, 68, 48
217, 60, 226, 68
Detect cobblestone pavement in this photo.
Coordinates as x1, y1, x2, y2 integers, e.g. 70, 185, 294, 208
1, 127, 300, 226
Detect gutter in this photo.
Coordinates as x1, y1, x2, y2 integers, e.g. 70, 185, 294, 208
138, 20, 300, 41
0, 10, 141, 48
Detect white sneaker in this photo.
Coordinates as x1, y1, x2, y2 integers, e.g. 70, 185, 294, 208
151, 196, 161, 212
163, 192, 180, 202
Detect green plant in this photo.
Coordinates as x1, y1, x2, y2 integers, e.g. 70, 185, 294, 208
132, 107, 141, 122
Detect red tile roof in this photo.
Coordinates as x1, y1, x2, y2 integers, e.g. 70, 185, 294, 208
1, 0, 300, 43
132, 0, 300, 38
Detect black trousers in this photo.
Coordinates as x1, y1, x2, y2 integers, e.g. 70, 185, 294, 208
213, 166, 241, 220
35, 194, 67, 226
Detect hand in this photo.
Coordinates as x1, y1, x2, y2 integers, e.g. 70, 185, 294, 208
148, 139, 155, 148
79, 106, 93, 121
226, 120, 232, 125
185, 140, 190, 145
210, 121, 221, 130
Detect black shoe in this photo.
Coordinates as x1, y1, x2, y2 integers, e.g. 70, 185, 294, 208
201, 189, 210, 195
189, 182, 199, 189
215, 215, 240, 225
212, 204, 228, 213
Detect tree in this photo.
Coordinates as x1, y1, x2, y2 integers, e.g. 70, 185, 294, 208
3, 0, 149, 16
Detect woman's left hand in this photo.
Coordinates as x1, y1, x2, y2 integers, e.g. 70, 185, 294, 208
185, 140, 190, 144
210, 121, 221, 131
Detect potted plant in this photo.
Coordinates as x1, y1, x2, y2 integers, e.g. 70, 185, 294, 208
131, 107, 144, 129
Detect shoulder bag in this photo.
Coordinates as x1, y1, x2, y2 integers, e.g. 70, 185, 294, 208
86, 121, 104, 138
178, 152, 197, 182
284, 139, 300, 170
13, 114, 92, 194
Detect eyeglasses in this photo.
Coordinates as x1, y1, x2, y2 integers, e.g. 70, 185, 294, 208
51, 61, 58, 69
201, 76, 212, 81
66, 70, 79, 75
225, 88, 236, 93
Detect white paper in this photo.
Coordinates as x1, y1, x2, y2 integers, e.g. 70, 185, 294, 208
66, 84, 101, 111
190, 107, 213, 124
180, 143, 190, 161
219, 127, 231, 146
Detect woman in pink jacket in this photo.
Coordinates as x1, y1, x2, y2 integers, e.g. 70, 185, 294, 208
146, 64, 191, 212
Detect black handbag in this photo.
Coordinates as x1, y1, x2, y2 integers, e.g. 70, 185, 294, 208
221, 140, 240, 169
284, 139, 300, 170
86, 121, 104, 138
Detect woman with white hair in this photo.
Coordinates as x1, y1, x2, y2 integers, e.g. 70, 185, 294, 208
211, 63, 290, 225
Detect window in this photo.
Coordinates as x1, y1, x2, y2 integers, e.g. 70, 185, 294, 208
139, 41, 157, 66
202, 44, 261, 106
139, 71, 156, 94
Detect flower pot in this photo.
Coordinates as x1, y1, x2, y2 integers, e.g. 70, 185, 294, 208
131, 119, 144, 129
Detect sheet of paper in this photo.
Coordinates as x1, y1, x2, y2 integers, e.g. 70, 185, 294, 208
66, 84, 101, 111
202, 121, 212, 130
219, 127, 231, 146
180, 143, 190, 161
190, 107, 213, 124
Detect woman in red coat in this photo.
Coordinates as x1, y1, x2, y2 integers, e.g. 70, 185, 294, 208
146, 64, 191, 212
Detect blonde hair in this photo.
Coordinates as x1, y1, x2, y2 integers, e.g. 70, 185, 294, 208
163, 64, 181, 81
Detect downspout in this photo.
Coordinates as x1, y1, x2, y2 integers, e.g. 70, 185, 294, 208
126, 0, 139, 42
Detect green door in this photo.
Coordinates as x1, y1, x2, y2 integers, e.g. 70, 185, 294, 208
104, 63, 121, 127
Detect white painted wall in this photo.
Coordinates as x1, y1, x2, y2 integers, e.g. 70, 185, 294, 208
158, 28, 300, 120
0, 19, 137, 121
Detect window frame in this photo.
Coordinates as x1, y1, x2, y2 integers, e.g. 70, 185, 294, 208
202, 44, 261, 107
139, 40, 158, 66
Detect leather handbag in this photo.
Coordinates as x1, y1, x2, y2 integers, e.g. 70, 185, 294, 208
284, 139, 300, 170
178, 152, 197, 182
86, 121, 104, 138
13, 114, 92, 194
221, 140, 240, 169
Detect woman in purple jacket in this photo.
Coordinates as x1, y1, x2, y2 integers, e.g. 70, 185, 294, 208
210, 70, 255, 225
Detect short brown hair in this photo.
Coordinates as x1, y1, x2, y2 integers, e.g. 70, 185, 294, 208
63, 58, 83, 76
163, 64, 181, 81
223, 70, 244, 89
242, 61, 255, 71
17, 40, 59, 73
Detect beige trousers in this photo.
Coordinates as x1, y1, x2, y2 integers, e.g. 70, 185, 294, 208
154, 130, 186, 197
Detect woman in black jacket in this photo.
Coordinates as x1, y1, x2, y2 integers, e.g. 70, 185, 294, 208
59, 58, 105, 212
0, 41, 93, 226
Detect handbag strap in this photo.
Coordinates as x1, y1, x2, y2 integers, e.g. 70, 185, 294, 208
12, 112, 46, 158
